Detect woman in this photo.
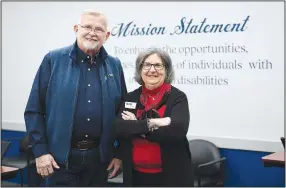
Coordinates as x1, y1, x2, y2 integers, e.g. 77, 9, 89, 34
114, 48, 193, 187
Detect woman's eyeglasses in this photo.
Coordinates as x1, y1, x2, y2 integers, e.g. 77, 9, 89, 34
142, 63, 164, 70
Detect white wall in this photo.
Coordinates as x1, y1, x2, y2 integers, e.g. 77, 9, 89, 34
2, 2, 284, 152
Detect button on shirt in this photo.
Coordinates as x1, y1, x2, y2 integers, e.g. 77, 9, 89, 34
72, 47, 102, 141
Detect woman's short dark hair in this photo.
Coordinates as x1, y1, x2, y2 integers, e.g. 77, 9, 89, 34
134, 47, 175, 85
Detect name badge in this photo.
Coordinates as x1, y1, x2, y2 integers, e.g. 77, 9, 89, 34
125, 102, 137, 109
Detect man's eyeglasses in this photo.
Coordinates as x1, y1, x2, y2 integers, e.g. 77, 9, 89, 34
142, 63, 164, 70
78, 24, 105, 34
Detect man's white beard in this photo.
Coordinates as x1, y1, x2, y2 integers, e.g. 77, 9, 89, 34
83, 40, 99, 50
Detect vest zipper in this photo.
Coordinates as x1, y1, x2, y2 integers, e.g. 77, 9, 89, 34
65, 65, 80, 170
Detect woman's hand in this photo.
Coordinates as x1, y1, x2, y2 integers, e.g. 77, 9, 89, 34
150, 117, 171, 127
121, 111, 137, 120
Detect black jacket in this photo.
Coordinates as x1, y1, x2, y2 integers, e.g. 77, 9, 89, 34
114, 86, 194, 187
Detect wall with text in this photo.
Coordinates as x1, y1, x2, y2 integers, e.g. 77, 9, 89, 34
2, 1, 284, 152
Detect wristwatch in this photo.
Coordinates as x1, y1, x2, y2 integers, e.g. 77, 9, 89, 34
147, 118, 158, 132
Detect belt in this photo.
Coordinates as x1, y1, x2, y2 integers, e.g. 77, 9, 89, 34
71, 139, 100, 150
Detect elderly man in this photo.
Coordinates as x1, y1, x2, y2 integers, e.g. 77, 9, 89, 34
24, 10, 126, 186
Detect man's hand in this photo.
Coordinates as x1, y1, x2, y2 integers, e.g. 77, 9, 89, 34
35, 154, 60, 178
107, 158, 122, 179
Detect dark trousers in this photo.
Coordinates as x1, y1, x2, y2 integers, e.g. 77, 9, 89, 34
132, 169, 164, 187
45, 148, 108, 187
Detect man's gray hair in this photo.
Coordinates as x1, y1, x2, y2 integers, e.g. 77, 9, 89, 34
134, 47, 175, 85
78, 9, 108, 29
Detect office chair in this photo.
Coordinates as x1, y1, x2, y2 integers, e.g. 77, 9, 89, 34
280, 137, 285, 148
2, 135, 36, 186
1, 140, 11, 160
188, 139, 226, 187
1, 140, 20, 182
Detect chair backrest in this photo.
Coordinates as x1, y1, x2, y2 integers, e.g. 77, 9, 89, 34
1, 140, 11, 160
188, 139, 222, 176
280, 137, 285, 148
19, 135, 33, 155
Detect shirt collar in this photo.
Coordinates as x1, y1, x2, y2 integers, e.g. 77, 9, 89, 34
69, 40, 109, 63
76, 44, 100, 64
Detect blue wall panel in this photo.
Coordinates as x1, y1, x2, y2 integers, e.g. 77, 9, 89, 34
1, 129, 285, 186
220, 149, 285, 186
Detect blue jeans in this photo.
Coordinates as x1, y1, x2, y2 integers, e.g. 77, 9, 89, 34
45, 148, 108, 187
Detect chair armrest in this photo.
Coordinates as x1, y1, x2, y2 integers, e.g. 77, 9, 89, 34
198, 157, 226, 170
26, 145, 34, 159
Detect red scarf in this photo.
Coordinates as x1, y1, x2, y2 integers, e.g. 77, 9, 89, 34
136, 83, 171, 119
